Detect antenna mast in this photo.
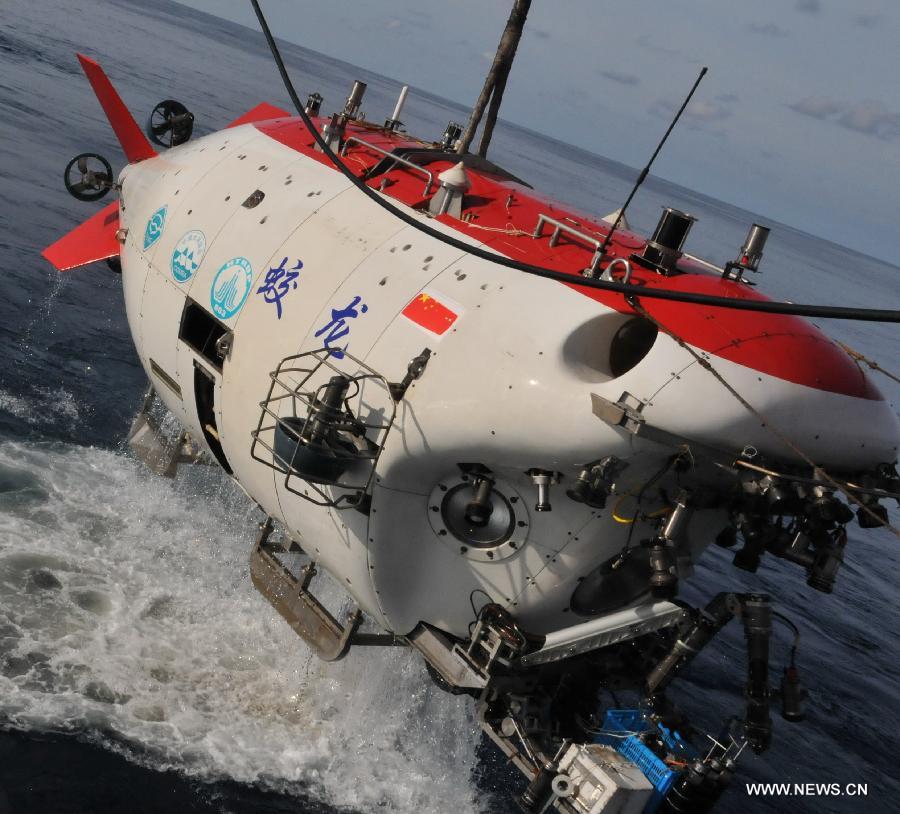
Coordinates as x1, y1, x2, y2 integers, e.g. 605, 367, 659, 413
456, 0, 532, 157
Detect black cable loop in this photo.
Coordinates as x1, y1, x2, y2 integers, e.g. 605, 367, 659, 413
249, 0, 900, 324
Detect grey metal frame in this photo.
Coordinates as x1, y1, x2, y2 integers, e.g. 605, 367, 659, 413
341, 135, 435, 196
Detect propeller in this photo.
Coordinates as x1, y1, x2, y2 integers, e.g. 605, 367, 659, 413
147, 99, 194, 148
63, 152, 114, 202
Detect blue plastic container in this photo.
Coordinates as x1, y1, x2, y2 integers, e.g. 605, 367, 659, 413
617, 735, 677, 814
655, 720, 694, 759
593, 708, 686, 812
593, 708, 648, 746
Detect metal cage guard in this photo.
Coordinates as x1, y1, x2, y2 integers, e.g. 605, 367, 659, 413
250, 348, 397, 508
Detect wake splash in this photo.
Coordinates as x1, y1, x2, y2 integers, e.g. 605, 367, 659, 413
0, 438, 483, 813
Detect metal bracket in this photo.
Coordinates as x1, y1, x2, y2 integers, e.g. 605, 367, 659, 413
250, 520, 361, 662
407, 624, 489, 690
389, 347, 432, 402
341, 135, 435, 196
517, 600, 687, 667
127, 384, 206, 477
591, 391, 736, 465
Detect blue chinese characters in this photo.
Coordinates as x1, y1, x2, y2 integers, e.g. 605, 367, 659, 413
210, 257, 253, 320
256, 256, 303, 319
315, 296, 368, 359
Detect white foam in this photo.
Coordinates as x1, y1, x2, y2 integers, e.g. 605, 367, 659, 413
0, 438, 485, 812
0, 389, 32, 422
0, 385, 81, 429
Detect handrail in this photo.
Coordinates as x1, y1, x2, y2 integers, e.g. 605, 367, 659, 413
532, 213, 603, 276
683, 252, 724, 274
341, 136, 434, 196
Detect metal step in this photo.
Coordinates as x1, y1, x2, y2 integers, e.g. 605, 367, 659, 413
249, 518, 405, 660
250, 540, 361, 662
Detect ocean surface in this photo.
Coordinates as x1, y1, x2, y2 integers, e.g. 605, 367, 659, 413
1, 0, 898, 811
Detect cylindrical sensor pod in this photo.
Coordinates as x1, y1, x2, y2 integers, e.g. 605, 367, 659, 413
641, 207, 696, 273
736, 223, 770, 272
343, 80, 367, 119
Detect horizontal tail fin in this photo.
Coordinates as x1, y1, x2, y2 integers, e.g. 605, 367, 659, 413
42, 201, 120, 271
76, 53, 156, 163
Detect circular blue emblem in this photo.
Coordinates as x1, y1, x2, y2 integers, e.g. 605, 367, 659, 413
171, 230, 207, 283
210, 257, 253, 320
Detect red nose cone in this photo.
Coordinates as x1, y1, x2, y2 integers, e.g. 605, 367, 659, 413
637, 274, 882, 401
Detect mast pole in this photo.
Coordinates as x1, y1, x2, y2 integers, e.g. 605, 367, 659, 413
456, 0, 531, 156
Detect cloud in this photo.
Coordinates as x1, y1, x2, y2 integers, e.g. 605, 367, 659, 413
747, 21, 790, 37
530, 27, 551, 40
788, 96, 900, 139
687, 101, 733, 122
651, 98, 733, 123
600, 69, 639, 86
795, 0, 822, 13
716, 93, 739, 103
839, 101, 900, 139
788, 96, 843, 120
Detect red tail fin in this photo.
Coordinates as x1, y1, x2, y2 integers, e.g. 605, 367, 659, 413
42, 202, 120, 271
77, 53, 156, 163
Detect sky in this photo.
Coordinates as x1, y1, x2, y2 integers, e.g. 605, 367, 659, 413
174, 0, 900, 263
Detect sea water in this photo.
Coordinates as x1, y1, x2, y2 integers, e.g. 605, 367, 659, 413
0, 1, 897, 811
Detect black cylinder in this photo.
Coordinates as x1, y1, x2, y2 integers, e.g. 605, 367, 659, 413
780, 666, 806, 722
742, 594, 772, 753
566, 469, 591, 504
305, 92, 323, 116
651, 208, 695, 252
641, 208, 696, 274
661, 760, 710, 813
518, 762, 556, 813
441, 121, 463, 151
648, 541, 678, 595
305, 375, 350, 446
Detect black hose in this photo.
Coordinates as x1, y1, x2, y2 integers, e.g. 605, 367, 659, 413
249, 1, 900, 324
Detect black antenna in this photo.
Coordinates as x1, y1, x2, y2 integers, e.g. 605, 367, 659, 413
247, 3, 899, 322
593, 66, 708, 276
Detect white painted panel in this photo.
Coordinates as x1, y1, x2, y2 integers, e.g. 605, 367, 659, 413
120, 242, 150, 363
368, 483, 566, 635
644, 351, 900, 468
217, 186, 406, 527
122, 127, 260, 273
139, 268, 189, 424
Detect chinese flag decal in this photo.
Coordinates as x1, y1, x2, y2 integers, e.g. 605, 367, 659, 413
402, 292, 459, 335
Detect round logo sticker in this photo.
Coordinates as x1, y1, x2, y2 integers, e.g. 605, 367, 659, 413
143, 205, 167, 250
171, 230, 206, 283
210, 257, 253, 320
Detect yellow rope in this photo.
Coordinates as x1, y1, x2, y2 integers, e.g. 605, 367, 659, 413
611, 493, 672, 524
461, 221, 531, 237
837, 341, 900, 385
